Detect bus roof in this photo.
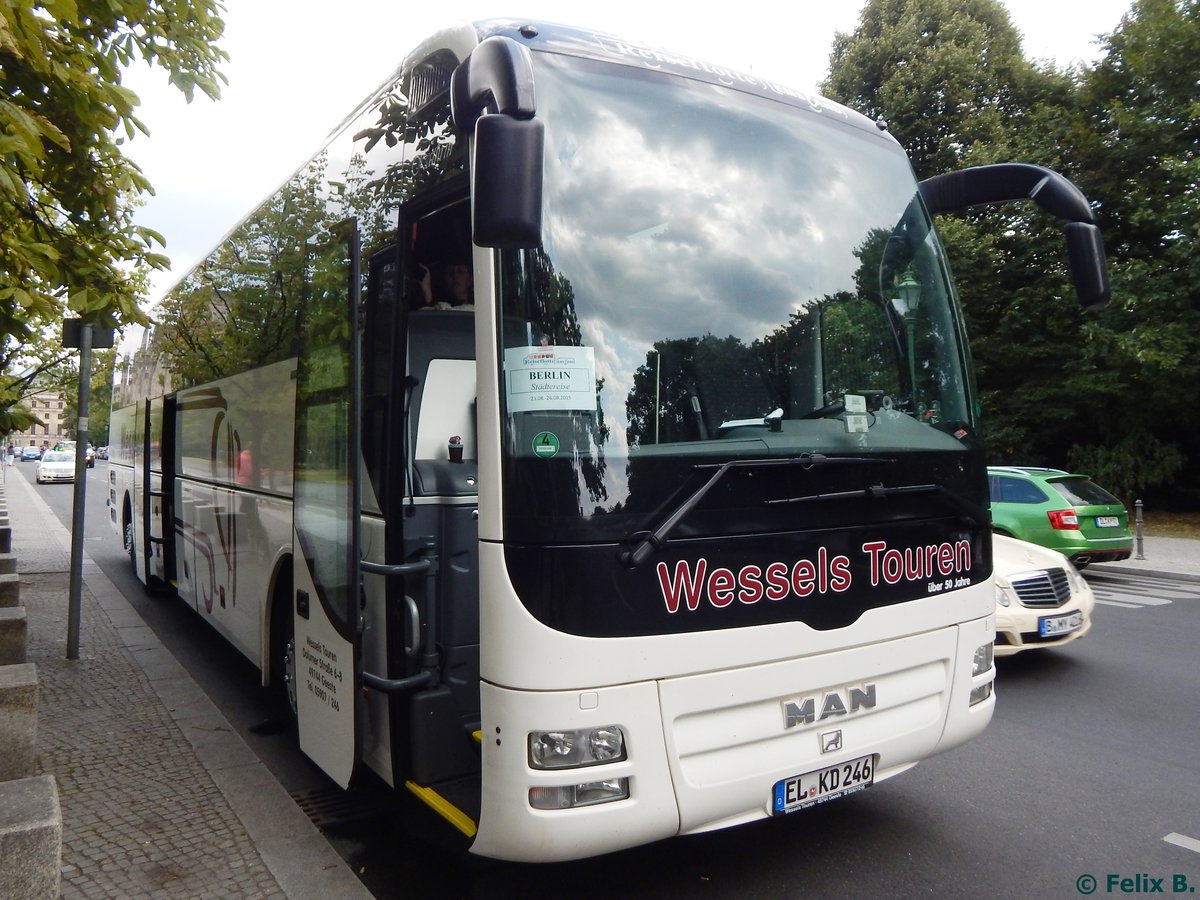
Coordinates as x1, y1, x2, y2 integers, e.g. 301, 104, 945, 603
472, 19, 889, 139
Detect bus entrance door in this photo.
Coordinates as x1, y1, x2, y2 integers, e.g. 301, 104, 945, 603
291, 220, 363, 787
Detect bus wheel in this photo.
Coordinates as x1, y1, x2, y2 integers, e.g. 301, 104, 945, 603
270, 576, 297, 719
124, 518, 136, 574
283, 634, 298, 717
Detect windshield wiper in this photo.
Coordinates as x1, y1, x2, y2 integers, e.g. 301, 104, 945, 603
766, 482, 990, 527
620, 454, 894, 569
718, 407, 784, 431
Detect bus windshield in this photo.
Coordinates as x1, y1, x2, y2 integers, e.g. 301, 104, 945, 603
498, 52, 980, 545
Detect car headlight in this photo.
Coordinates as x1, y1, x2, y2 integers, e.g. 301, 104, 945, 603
1066, 565, 1086, 594
994, 581, 1012, 607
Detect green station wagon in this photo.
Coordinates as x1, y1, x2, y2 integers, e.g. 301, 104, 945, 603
987, 466, 1133, 567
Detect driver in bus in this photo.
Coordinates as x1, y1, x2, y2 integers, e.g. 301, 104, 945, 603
418, 260, 473, 309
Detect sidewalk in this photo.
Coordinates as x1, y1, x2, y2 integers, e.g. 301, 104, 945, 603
3, 465, 370, 899
1102, 534, 1200, 581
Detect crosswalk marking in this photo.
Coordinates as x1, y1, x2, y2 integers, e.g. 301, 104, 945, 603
1164, 832, 1200, 855
1083, 570, 1199, 610
1095, 594, 1173, 607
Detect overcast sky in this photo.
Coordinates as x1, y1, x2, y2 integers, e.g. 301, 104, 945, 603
119, 0, 1133, 336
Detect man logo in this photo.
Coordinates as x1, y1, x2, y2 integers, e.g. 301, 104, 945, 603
783, 684, 877, 728
821, 730, 843, 754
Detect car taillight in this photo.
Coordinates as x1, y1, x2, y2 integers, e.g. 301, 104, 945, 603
1047, 509, 1079, 530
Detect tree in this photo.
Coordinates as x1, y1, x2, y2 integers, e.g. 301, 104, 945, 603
824, 0, 1037, 180
153, 156, 332, 386
822, 0, 1140, 486
1067, 0, 1200, 504
62, 348, 117, 445
0, 1, 227, 412
0, 327, 76, 433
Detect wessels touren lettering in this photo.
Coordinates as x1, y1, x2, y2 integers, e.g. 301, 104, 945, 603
655, 539, 972, 614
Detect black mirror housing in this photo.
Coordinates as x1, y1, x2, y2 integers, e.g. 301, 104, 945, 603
1065, 222, 1110, 310
472, 114, 544, 248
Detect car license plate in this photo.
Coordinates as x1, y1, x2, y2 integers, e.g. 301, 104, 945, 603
1040, 611, 1083, 637
1095, 516, 1120, 527
772, 754, 875, 815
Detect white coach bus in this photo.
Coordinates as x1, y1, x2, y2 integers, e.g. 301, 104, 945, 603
109, 20, 1109, 862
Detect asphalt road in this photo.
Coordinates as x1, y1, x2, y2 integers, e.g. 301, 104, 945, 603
36, 461, 1200, 899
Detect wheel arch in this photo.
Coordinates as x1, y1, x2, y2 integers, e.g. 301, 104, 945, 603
261, 550, 294, 687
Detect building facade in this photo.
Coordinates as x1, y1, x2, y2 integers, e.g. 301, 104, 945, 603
8, 390, 69, 450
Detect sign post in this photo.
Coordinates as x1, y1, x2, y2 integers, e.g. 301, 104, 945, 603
62, 320, 114, 659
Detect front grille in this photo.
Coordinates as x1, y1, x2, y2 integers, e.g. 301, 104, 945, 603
1010, 568, 1072, 608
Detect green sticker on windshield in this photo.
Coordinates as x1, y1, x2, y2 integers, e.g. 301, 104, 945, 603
532, 432, 560, 458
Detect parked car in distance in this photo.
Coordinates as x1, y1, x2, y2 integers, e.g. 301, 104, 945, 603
20, 446, 41, 461
993, 533, 1096, 656
36, 451, 76, 484
95, 446, 108, 460
84, 445, 95, 468
987, 466, 1132, 568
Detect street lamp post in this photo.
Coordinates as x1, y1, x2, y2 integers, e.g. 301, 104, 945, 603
891, 266, 921, 412
649, 348, 661, 444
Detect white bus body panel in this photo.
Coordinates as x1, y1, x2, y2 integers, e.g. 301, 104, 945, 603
292, 524, 357, 789
472, 543, 995, 860
174, 360, 296, 669
358, 512, 394, 787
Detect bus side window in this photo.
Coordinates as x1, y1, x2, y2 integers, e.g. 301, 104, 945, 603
415, 358, 476, 460
406, 310, 477, 498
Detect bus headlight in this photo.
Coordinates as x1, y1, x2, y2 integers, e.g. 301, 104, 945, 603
970, 641, 994, 706
969, 683, 993, 706
529, 778, 630, 810
528, 726, 627, 770
995, 582, 1012, 607
972, 642, 993, 676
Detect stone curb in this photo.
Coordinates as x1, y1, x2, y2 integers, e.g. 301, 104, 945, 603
0, 606, 27, 664
0, 775, 61, 900
0, 662, 38, 782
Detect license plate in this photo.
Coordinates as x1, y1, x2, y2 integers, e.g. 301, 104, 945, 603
772, 754, 875, 815
1040, 611, 1083, 637
1095, 516, 1120, 527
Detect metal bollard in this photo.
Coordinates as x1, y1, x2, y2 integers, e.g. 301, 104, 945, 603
1134, 499, 1145, 560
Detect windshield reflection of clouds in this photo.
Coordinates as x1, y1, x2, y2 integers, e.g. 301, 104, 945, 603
537, 57, 929, 454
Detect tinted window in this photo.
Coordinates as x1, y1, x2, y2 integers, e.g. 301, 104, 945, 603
1050, 478, 1122, 506
499, 52, 979, 544
993, 476, 1048, 504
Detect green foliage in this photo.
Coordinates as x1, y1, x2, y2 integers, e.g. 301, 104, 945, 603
60, 348, 117, 443
824, 0, 1036, 179
825, 0, 1200, 507
1068, 432, 1185, 506
153, 157, 330, 386
0, 0, 227, 407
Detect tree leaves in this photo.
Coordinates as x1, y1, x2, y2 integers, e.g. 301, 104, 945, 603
824, 0, 1200, 506
0, 0, 227, 414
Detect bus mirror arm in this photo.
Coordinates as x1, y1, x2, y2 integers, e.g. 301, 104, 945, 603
918, 163, 1109, 310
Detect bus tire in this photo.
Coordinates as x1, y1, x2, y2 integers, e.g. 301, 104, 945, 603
123, 506, 137, 576
270, 571, 297, 721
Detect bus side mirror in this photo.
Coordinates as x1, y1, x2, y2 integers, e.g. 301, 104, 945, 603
472, 114, 544, 248
1064, 222, 1110, 311
919, 163, 1111, 310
